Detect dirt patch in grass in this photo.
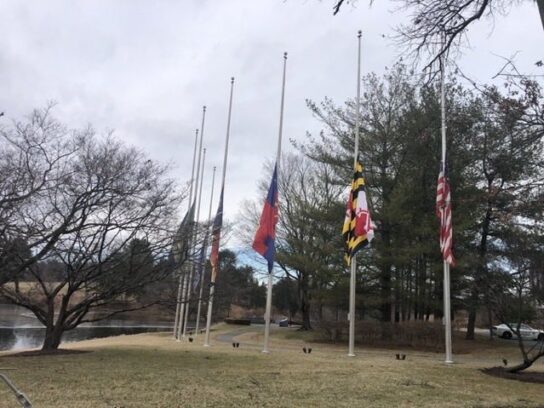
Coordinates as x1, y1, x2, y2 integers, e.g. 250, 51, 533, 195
4, 349, 91, 358
481, 366, 544, 384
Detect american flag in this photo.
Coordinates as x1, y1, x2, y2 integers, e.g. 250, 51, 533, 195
436, 162, 455, 266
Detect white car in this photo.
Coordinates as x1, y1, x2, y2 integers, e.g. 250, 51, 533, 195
492, 323, 544, 341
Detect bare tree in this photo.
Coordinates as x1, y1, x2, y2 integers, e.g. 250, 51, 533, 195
332, 0, 544, 69
239, 155, 345, 330
0, 105, 78, 284
0, 108, 182, 350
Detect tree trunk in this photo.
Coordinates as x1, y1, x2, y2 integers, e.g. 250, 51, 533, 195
42, 323, 63, 351
465, 300, 477, 340
537, 0, 544, 31
486, 305, 494, 340
380, 227, 392, 322
299, 272, 312, 330
507, 358, 538, 373
394, 267, 400, 323
467, 202, 492, 340
301, 300, 312, 330
41, 294, 69, 351
318, 301, 323, 321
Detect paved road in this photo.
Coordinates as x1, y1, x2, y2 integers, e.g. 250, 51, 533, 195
215, 325, 264, 350
469, 327, 542, 345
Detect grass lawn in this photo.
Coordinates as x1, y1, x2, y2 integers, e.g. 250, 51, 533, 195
0, 324, 542, 407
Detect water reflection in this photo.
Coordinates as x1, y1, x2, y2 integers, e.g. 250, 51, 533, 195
0, 304, 172, 351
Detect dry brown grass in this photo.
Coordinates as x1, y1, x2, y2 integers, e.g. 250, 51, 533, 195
0, 324, 542, 407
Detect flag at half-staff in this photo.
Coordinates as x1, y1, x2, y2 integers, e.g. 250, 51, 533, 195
209, 188, 224, 283
173, 201, 196, 264
172, 200, 195, 339
342, 154, 374, 266
204, 77, 235, 347
436, 162, 455, 266
252, 164, 279, 273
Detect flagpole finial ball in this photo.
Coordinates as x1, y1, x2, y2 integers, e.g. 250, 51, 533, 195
195, 128, 199, 135
284, 52, 288, 59
358, 30, 362, 37
231, 77, 235, 83
203, 105, 206, 111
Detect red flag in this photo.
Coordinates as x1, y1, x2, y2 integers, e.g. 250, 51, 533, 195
209, 188, 224, 282
252, 164, 278, 273
436, 163, 455, 266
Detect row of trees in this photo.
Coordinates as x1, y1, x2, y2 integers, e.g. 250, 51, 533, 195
244, 63, 543, 371
206, 249, 266, 318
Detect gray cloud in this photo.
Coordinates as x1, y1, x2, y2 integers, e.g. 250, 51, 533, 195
1, 0, 542, 247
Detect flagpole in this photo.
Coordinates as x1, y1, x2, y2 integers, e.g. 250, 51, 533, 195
174, 128, 199, 340
262, 52, 287, 354
348, 30, 362, 358
182, 106, 207, 339
440, 52, 453, 365
184, 146, 206, 336
204, 77, 235, 347
195, 165, 216, 336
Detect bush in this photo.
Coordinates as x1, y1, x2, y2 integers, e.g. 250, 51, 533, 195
317, 320, 446, 351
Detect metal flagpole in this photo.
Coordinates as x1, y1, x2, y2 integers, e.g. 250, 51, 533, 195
182, 106, 207, 339
348, 30, 362, 358
0, 373, 32, 407
262, 52, 288, 354
184, 146, 206, 336
440, 52, 453, 365
195, 165, 217, 336
174, 128, 199, 340
204, 77, 235, 347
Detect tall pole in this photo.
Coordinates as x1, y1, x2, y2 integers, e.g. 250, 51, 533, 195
174, 128, 199, 340
348, 30, 362, 358
185, 148, 206, 333
195, 165, 217, 336
441, 52, 453, 365
262, 52, 287, 354
204, 77, 235, 347
182, 106, 207, 339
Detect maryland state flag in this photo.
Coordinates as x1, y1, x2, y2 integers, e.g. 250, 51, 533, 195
252, 163, 279, 273
209, 187, 224, 283
342, 156, 374, 265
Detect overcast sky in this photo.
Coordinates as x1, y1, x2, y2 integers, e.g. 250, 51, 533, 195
1, 1, 542, 254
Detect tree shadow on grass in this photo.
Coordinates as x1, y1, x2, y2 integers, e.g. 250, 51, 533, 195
481, 367, 544, 384
2, 349, 92, 358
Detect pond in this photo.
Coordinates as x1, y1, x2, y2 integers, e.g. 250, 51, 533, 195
0, 304, 173, 351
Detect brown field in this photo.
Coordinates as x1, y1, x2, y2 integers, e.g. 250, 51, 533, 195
0, 324, 542, 407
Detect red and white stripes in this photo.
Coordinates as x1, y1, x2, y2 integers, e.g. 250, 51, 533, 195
436, 168, 455, 266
